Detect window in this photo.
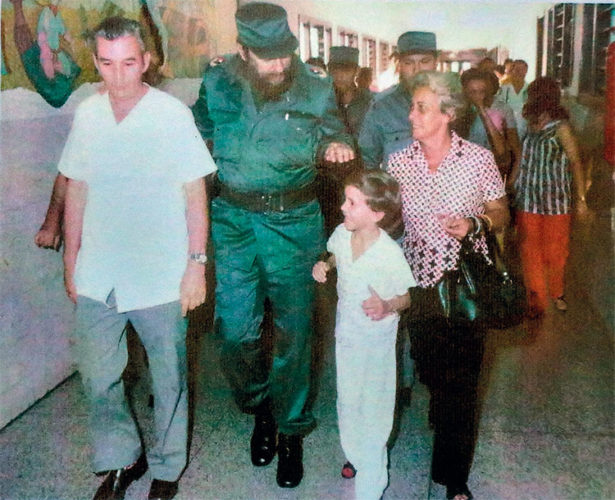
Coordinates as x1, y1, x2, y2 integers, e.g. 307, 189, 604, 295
580, 4, 615, 95
338, 29, 359, 48
546, 3, 575, 87
379, 41, 390, 72
363, 37, 377, 71
298, 16, 332, 61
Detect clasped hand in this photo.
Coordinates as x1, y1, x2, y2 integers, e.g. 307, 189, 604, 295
312, 264, 391, 320
439, 215, 473, 240
324, 142, 355, 163
362, 285, 391, 321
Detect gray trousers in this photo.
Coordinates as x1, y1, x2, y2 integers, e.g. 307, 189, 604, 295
73, 293, 188, 481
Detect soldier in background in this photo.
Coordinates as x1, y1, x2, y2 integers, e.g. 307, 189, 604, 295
319, 46, 374, 234
359, 31, 438, 170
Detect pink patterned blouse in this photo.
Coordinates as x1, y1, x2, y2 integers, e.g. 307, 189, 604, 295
387, 132, 506, 288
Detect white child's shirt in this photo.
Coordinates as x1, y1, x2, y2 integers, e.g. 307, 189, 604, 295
327, 224, 416, 344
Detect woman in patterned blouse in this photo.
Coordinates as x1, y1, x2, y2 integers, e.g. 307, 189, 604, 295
508, 77, 589, 317
387, 71, 509, 500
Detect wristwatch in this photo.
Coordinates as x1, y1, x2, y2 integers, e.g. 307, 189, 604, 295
189, 252, 208, 264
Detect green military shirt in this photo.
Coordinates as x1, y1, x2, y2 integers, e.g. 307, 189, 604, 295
358, 83, 413, 169
192, 54, 352, 193
340, 87, 374, 139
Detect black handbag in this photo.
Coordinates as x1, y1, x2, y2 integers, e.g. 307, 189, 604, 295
437, 232, 526, 329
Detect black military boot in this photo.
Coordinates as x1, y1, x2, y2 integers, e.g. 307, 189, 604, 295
250, 398, 277, 466
276, 433, 303, 488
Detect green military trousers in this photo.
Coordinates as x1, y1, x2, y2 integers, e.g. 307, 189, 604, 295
212, 198, 324, 436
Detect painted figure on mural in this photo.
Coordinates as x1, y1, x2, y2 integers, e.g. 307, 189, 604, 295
37, 0, 75, 79
141, 0, 171, 76
8, 0, 81, 107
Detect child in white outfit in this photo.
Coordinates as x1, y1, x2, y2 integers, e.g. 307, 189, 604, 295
313, 170, 416, 500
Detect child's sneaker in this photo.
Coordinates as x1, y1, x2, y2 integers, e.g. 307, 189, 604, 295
341, 461, 356, 479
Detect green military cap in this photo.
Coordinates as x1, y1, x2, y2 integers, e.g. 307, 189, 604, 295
235, 2, 298, 59
329, 46, 359, 66
397, 31, 437, 54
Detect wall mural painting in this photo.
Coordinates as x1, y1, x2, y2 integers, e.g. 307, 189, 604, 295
1, 0, 212, 108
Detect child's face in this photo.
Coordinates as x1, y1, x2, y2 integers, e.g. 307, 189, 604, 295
341, 185, 383, 232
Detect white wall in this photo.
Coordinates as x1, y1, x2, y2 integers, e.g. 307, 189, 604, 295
0, 80, 202, 429
0, 93, 80, 428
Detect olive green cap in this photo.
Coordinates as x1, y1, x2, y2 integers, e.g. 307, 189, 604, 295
397, 31, 437, 54
236, 2, 298, 59
329, 46, 359, 66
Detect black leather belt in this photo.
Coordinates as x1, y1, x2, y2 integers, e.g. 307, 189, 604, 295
218, 182, 317, 213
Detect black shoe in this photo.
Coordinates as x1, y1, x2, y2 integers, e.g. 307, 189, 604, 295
276, 433, 303, 488
446, 483, 473, 500
148, 479, 179, 500
250, 402, 277, 466
93, 453, 148, 500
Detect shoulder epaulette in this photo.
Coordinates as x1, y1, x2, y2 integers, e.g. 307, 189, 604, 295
307, 65, 327, 78
209, 56, 226, 67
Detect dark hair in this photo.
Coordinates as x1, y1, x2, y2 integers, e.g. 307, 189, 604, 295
91, 16, 145, 53
306, 57, 326, 70
478, 57, 495, 68
527, 76, 560, 99
357, 67, 373, 89
344, 169, 402, 236
460, 67, 499, 96
523, 76, 569, 121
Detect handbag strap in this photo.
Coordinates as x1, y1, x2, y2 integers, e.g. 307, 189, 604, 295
461, 230, 511, 276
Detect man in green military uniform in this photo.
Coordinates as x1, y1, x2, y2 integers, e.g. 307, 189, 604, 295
319, 45, 373, 233
328, 46, 373, 137
191, 2, 354, 489
359, 31, 438, 170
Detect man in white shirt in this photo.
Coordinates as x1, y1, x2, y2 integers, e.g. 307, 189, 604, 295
60, 17, 217, 500
497, 59, 529, 140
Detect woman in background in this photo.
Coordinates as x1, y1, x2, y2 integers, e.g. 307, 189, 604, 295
508, 77, 589, 317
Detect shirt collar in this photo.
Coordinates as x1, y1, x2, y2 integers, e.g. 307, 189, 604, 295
405, 131, 467, 175
410, 130, 464, 156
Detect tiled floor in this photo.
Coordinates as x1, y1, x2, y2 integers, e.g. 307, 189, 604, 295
1, 204, 613, 499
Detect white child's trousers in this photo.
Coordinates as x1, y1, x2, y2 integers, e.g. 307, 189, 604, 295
336, 334, 397, 500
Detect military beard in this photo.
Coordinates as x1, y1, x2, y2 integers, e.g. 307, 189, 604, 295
243, 60, 294, 101
399, 74, 414, 94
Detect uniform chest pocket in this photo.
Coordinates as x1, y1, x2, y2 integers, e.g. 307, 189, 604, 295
383, 129, 409, 145
383, 129, 411, 159
253, 112, 318, 165
282, 111, 317, 134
